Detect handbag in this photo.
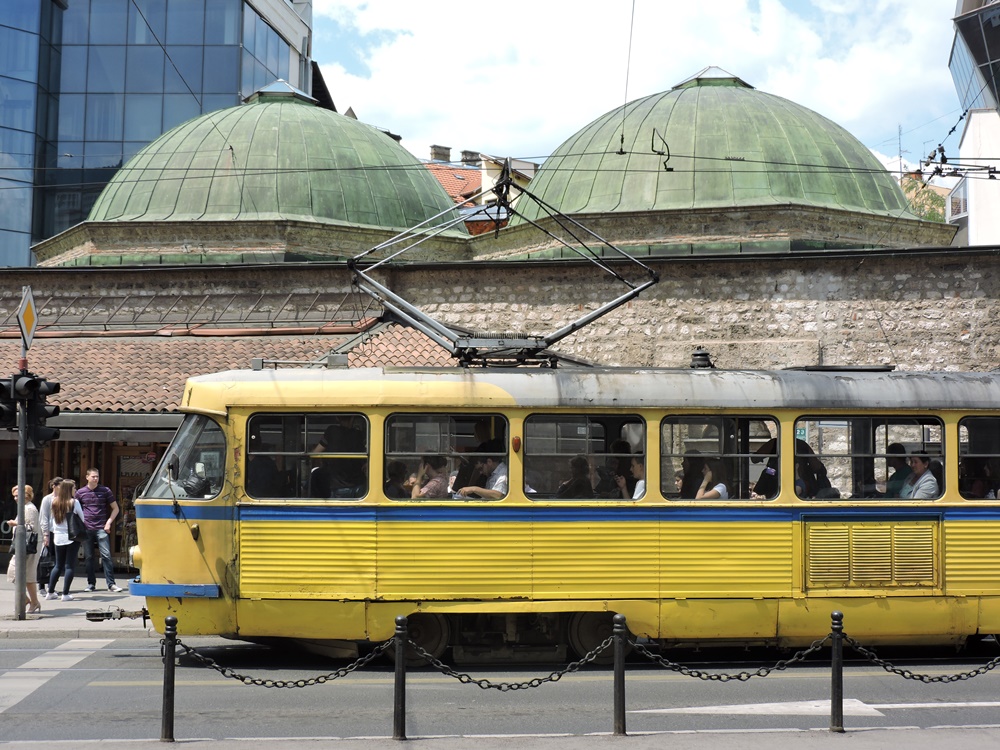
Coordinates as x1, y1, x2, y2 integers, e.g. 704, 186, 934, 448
37, 543, 54, 583
67, 512, 87, 542
25, 531, 37, 555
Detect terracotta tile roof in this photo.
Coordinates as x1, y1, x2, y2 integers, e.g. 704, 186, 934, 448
0, 324, 456, 414
0, 336, 344, 413
424, 162, 482, 206
346, 324, 456, 368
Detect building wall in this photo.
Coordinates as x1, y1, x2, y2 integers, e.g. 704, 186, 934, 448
958, 110, 1000, 246
374, 249, 1000, 370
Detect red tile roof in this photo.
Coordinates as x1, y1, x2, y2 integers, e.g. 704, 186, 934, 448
424, 162, 482, 206
0, 323, 456, 413
347, 324, 456, 368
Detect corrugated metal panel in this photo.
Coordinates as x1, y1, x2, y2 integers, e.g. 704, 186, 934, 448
532, 522, 659, 599
240, 521, 376, 598
805, 522, 937, 590
663, 522, 794, 594
376, 522, 533, 599
944, 522, 1000, 593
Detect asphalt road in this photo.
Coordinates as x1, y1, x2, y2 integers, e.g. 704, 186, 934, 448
5, 635, 1000, 746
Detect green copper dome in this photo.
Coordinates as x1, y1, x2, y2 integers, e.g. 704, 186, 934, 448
516, 67, 912, 221
89, 83, 465, 234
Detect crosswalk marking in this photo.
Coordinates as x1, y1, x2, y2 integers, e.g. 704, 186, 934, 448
0, 638, 113, 713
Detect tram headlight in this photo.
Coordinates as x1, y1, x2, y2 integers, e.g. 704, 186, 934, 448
129, 544, 142, 569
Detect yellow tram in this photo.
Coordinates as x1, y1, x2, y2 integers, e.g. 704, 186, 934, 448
130, 365, 1000, 661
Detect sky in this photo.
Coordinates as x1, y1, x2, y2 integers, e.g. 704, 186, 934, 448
311, 0, 964, 180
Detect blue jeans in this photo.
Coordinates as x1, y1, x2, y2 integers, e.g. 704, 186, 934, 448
83, 527, 116, 589
49, 540, 81, 596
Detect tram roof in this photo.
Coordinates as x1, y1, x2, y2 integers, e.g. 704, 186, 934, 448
182, 367, 1000, 413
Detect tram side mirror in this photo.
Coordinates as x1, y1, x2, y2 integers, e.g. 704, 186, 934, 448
167, 454, 180, 482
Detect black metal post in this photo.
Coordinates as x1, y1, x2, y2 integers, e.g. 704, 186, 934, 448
613, 613, 627, 736
830, 611, 844, 733
393, 615, 408, 741
161, 616, 178, 742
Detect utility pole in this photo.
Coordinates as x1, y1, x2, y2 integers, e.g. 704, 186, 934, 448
8, 287, 59, 619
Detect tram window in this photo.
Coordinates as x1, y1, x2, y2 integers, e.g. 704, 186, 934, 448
523, 415, 645, 499
959, 417, 1000, 499
142, 415, 225, 501
793, 417, 943, 500
661, 416, 778, 500
384, 414, 507, 500
245, 413, 369, 499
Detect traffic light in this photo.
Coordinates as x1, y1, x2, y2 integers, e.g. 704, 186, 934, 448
0, 377, 14, 429
25, 376, 59, 451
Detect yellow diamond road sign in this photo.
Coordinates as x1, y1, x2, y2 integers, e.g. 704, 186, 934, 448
18, 286, 36, 350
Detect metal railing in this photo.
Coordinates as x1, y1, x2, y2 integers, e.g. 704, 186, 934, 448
156, 612, 1000, 742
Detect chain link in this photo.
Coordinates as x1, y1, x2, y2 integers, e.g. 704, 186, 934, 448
844, 635, 1000, 683
404, 636, 615, 691
630, 635, 831, 681
169, 638, 394, 688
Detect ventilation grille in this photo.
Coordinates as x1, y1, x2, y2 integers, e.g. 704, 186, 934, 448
806, 522, 937, 590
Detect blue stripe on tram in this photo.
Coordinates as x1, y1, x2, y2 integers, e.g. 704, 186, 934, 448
135, 503, 1000, 523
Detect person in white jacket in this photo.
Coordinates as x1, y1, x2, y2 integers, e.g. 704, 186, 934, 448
42, 480, 85, 601
901, 454, 940, 499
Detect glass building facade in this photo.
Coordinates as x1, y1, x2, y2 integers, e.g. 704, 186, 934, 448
950, 1, 1000, 111
0, 0, 311, 266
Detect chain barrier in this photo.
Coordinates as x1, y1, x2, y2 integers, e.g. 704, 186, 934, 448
630, 635, 832, 682
405, 635, 615, 691
844, 635, 1000, 683
170, 638, 394, 688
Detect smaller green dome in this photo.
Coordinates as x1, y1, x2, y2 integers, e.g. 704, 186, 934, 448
516, 67, 912, 222
89, 84, 465, 234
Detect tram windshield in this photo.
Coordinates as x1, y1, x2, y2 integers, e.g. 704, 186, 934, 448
142, 414, 226, 500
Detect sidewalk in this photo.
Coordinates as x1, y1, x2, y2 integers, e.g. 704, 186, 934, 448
3, 727, 1000, 749
0, 574, 157, 638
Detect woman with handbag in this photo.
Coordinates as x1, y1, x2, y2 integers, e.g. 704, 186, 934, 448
5, 484, 42, 614
43, 479, 85, 602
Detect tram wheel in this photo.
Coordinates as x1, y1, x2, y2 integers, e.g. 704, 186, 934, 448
385, 613, 451, 667
567, 612, 631, 665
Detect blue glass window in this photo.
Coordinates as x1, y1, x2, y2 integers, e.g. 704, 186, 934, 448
62, 0, 90, 44
57, 94, 86, 140
60, 46, 88, 92
0, 179, 32, 232
126, 46, 165, 92
0, 26, 40, 84
56, 145, 84, 170
0, 1, 40, 33
90, 0, 128, 45
0, 129, 33, 178
162, 94, 201, 131
203, 46, 239, 94
84, 141, 123, 170
278, 43, 290, 82
0, 76, 36, 131
88, 46, 126, 92
240, 49, 254, 98
242, 3, 256, 55
166, 0, 205, 44
128, 0, 166, 44
0, 229, 32, 264
85, 93, 124, 141
203, 93, 238, 113
124, 93, 163, 140
205, 0, 240, 44
164, 45, 202, 94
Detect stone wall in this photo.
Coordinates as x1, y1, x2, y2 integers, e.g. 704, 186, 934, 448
5, 245, 1000, 373
381, 247, 1000, 371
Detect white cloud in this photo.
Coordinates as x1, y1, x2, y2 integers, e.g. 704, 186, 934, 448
312, 1, 962, 165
